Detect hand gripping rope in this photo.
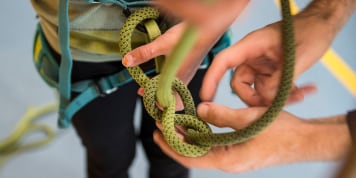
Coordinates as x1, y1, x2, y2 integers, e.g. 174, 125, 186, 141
119, 0, 295, 157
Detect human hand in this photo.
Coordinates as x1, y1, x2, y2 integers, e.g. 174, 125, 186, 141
153, 103, 351, 172
152, 0, 353, 173
198, 12, 347, 105
154, 105, 308, 172
123, 0, 249, 84
122, 23, 193, 83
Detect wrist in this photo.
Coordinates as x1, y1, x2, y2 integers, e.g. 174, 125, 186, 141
301, 115, 352, 162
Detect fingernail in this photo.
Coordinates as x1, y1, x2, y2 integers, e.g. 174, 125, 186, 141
122, 54, 133, 67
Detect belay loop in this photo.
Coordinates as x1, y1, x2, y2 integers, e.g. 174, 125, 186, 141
119, 0, 295, 158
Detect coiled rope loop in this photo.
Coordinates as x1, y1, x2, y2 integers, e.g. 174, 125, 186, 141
118, 7, 213, 157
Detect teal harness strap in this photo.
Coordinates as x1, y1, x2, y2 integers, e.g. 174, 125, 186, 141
58, 0, 73, 128
60, 69, 150, 122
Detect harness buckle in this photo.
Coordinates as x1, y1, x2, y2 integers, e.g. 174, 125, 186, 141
94, 77, 118, 97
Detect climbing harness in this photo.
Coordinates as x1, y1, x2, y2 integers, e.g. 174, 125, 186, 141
0, 103, 57, 168
56, 0, 154, 128
33, 0, 230, 129
34, 23, 140, 128
118, 0, 295, 157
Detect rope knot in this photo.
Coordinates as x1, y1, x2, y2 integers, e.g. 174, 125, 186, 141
143, 75, 213, 157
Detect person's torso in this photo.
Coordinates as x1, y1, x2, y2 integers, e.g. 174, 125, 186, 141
30, 0, 169, 62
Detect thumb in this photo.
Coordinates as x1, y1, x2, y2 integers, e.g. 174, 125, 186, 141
197, 102, 267, 130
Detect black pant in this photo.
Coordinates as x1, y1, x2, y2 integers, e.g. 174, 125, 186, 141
70, 60, 206, 178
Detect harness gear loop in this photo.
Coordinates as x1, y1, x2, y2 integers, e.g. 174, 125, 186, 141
118, 0, 295, 158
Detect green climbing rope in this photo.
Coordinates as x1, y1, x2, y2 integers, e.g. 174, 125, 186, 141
0, 103, 57, 167
119, 0, 295, 157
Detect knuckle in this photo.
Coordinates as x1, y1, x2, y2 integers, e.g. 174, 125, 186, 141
140, 46, 154, 59
230, 81, 239, 92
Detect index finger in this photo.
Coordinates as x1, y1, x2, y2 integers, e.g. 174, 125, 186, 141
200, 28, 275, 101
200, 38, 261, 101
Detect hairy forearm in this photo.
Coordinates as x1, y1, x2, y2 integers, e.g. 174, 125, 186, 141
291, 0, 356, 77
300, 114, 352, 162
298, 0, 355, 35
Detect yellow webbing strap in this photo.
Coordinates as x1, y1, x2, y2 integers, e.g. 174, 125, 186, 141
143, 19, 165, 73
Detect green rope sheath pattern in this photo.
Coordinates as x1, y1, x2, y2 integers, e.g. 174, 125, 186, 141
118, 0, 295, 157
